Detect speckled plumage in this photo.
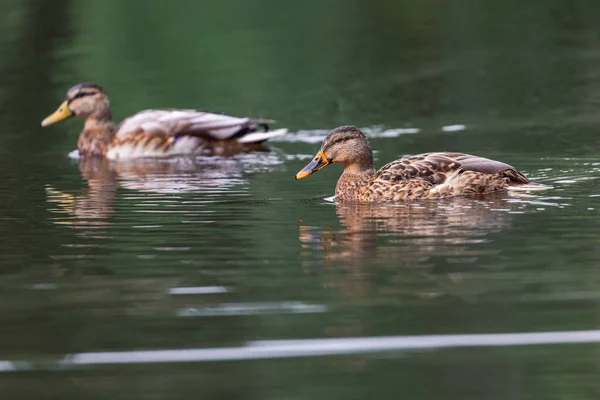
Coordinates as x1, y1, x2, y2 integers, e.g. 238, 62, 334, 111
296, 126, 532, 202
42, 82, 287, 160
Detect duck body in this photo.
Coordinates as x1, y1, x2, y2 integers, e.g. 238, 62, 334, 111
334, 151, 529, 201
42, 83, 286, 160
84, 108, 285, 160
296, 126, 536, 202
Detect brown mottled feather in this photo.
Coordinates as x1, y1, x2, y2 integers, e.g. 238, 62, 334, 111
338, 152, 528, 202
298, 126, 533, 202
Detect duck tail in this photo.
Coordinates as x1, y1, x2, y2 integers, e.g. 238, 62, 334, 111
507, 182, 552, 191
501, 168, 550, 191
237, 128, 288, 144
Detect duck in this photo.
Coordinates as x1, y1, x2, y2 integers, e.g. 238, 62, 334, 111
41, 82, 287, 160
295, 125, 540, 202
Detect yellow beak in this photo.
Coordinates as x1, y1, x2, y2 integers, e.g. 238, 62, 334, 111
41, 101, 73, 127
295, 150, 330, 180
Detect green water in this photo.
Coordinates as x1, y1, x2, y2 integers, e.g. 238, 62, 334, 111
2, 1, 600, 398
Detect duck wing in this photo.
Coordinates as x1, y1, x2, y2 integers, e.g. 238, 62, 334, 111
115, 109, 285, 142
374, 152, 462, 185
451, 153, 529, 183
374, 152, 528, 185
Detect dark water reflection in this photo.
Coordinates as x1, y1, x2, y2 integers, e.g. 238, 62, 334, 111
301, 197, 518, 265
4, 1, 600, 399
45, 154, 283, 238
298, 195, 556, 310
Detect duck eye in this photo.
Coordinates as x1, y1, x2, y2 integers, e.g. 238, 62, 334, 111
71, 91, 94, 101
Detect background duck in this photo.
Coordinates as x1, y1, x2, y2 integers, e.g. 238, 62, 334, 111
296, 125, 544, 202
41, 82, 287, 159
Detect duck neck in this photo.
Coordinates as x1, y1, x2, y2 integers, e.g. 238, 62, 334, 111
335, 162, 376, 200
78, 111, 117, 157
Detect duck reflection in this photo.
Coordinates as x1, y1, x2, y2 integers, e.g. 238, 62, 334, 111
298, 196, 538, 308
300, 196, 526, 356
300, 196, 519, 269
45, 158, 118, 238
45, 153, 282, 238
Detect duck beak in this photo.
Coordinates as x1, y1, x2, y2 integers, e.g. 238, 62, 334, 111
41, 101, 73, 127
295, 151, 330, 180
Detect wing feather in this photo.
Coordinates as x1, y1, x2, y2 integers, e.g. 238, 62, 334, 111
115, 109, 265, 140
373, 152, 527, 186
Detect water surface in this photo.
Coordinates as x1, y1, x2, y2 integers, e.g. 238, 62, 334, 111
2, 1, 600, 399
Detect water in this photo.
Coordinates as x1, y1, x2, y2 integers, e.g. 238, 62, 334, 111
2, 1, 600, 398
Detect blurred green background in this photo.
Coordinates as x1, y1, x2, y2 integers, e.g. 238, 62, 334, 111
2, 1, 600, 399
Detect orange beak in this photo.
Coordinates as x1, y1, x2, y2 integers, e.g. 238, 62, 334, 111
295, 151, 330, 180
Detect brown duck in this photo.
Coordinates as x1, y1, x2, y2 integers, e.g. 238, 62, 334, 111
41, 82, 287, 160
295, 126, 541, 201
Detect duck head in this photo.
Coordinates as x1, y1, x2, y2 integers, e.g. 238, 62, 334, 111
41, 82, 111, 127
295, 125, 374, 179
